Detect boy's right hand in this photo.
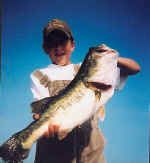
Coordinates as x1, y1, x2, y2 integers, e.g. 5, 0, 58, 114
32, 114, 59, 138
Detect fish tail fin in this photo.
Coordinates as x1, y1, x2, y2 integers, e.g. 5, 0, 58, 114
0, 133, 30, 162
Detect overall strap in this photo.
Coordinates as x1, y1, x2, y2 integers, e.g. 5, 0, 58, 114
73, 64, 80, 76
32, 70, 51, 93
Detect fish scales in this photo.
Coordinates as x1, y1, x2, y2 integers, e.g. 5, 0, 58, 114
0, 45, 119, 162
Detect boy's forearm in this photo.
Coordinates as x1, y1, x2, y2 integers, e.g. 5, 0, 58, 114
117, 57, 141, 75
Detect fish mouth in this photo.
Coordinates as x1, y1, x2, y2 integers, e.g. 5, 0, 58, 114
87, 82, 112, 91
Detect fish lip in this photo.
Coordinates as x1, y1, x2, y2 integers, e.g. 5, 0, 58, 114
89, 47, 108, 54
87, 81, 112, 91
89, 46, 118, 56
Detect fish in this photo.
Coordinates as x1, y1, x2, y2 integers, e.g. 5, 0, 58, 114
0, 44, 119, 162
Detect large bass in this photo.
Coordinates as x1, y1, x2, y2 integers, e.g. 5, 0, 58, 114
0, 44, 118, 162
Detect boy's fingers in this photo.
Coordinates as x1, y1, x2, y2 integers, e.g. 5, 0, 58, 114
49, 125, 55, 137
44, 124, 60, 138
44, 125, 54, 138
54, 125, 59, 133
44, 128, 50, 138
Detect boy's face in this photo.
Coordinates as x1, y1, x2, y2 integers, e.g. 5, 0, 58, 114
48, 40, 75, 66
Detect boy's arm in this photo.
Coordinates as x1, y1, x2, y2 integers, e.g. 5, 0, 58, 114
118, 57, 141, 76
98, 44, 141, 75
115, 57, 140, 91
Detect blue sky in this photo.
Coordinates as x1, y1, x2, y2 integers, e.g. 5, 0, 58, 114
1, 0, 150, 162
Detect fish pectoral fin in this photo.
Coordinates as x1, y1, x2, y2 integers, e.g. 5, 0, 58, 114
30, 97, 52, 114
58, 129, 72, 140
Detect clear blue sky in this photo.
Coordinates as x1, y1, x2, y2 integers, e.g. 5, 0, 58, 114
1, 0, 150, 162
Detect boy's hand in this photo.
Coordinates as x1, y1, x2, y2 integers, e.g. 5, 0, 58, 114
118, 57, 141, 75
32, 114, 59, 138
32, 114, 40, 120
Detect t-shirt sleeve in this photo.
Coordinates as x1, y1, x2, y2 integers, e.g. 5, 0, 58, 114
30, 72, 50, 101
115, 68, 128, 91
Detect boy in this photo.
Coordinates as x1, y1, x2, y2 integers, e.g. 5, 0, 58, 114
30, 19, 140, 163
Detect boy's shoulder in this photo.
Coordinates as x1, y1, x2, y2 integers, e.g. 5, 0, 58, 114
30, 65, 52, 80
31, 64, 53, 74
31, 63, 82, 81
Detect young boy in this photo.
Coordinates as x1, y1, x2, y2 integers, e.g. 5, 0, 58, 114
30, 19, 140, 163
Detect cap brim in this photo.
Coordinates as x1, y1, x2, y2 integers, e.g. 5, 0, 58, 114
48, 27, 71, 39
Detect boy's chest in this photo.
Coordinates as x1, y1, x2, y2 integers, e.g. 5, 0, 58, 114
45, 66, 75, 81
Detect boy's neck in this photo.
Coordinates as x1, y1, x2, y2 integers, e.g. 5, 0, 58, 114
52, 61, 72, 66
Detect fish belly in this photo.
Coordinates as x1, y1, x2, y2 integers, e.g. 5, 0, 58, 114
51, 88, 96, 139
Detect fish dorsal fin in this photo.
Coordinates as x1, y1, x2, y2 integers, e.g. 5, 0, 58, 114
30, 97, 51, 114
